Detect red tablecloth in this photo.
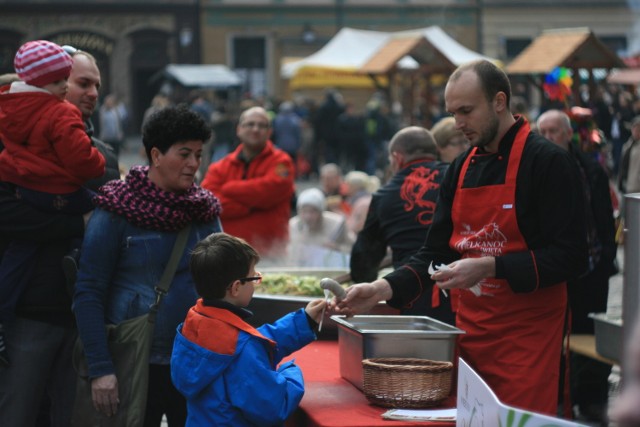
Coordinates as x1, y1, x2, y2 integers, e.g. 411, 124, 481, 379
284, 340, 456, 427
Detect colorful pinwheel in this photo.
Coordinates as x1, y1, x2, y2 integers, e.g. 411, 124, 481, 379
543, 66, 573, 102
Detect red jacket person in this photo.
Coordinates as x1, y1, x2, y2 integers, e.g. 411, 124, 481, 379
202, 106, 295, 261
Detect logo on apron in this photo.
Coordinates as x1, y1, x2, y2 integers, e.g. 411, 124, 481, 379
454, 222, 507, 257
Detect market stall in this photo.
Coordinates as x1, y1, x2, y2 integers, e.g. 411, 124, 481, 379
506, 27, 625, 106
280, 26, 497, 126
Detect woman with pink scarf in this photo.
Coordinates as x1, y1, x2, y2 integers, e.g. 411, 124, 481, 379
73, 105, 222, 427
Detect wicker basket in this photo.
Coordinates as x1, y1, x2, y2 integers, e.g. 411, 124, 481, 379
362, 358, 453, 408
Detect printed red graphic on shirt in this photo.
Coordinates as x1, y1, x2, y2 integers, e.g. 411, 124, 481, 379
400, 166, 440, 225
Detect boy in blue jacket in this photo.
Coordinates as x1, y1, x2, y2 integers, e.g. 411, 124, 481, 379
171, 232, 326, 426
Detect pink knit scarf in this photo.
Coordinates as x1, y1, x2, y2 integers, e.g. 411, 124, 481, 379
94, 165, 221, 231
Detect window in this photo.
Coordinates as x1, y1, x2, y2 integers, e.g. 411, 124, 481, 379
599, 35, 627, 57
504, 37, 531, 60
232, 36, 267, 98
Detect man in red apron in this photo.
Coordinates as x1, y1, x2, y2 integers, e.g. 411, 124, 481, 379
334, 60, 588, 417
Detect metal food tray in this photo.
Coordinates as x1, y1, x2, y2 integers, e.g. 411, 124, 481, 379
331, 315, 464, 390
589, 312, 623, 363
247, 268, 397, 338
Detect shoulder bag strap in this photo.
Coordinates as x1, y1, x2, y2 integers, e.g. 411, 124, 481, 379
152, 225, 192, 309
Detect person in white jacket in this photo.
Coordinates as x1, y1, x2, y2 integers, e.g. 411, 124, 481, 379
288, 188, 354, 267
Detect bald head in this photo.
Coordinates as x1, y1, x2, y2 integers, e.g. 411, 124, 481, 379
537, 109, 573, 151
239, 106, 270, 124
449, 59, 512, 107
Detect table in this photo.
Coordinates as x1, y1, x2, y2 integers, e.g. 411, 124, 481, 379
568, 334, 617, 365
284, 340, 456, 427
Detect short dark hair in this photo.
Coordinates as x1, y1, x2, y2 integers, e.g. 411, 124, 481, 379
189, 232, 260, 299
450, 59, 511, 107
142, 104, 211, 162
388, 126, 437, 160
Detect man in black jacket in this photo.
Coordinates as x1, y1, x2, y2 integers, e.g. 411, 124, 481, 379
334, 60, 588, 416
0, 46, 120, 427
538, 109, 617, 423
350, 126, 453, 323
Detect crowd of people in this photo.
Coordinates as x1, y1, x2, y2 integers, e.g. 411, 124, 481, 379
1, 38, 639, 427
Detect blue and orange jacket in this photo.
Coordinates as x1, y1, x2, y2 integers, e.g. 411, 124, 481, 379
171, 299, 316, 427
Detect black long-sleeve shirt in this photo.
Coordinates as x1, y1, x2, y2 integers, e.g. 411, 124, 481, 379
350, 158, 448, 282
385, 118, 589, 310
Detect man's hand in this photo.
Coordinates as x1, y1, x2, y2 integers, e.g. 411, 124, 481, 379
430, 257, 495, 291
91, 374, 119, 417
331, 279, 393, 316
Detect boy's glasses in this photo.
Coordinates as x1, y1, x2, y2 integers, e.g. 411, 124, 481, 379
239, 272, 262, 285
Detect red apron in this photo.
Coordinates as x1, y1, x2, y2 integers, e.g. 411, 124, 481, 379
449, 122, 567, 415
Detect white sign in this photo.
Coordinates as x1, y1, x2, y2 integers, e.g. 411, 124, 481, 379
456, 358, 589, 427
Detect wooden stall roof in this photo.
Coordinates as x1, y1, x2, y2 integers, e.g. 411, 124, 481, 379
506, 27, 624, 75
359, 26, 496, 75
359, 36, 422, 74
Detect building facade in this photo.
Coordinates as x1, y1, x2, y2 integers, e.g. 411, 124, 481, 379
0, 0, 200, 130
0, 0, 636, 131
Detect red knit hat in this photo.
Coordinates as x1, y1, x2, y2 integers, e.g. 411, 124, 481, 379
14, 40, 73, 87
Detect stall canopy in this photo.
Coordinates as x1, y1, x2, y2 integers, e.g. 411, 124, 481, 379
506, 27, 624, 75
607, 68, 640, 85
160, 64, 242, 89
602, 52, 640, 85
360, 26, 497, 74
281, 28, 390, 89
282, 26, 496, 89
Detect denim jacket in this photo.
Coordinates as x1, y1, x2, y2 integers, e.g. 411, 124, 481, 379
73, 208, 221, 379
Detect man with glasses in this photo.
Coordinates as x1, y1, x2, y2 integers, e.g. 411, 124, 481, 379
202, 106, 295, 263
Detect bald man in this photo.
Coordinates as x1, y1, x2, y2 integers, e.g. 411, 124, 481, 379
336, 60, 588, 416
538, 109, 617, 423
201, 107, 295, 261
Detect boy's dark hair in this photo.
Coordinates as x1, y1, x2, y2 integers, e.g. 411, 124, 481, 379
190, 232, 260, 299
141, 103, 211, 162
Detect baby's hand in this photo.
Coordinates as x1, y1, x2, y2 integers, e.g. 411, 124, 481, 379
305, 299, 327, 324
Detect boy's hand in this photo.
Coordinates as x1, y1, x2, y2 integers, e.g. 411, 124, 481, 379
305, 298, 327, 324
